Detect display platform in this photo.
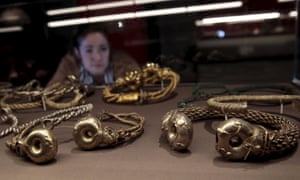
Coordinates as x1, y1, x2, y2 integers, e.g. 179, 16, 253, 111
0, 83, 299, 180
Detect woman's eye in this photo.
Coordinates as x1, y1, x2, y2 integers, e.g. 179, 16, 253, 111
99, 46, 108, 52
85, 49, 93, 53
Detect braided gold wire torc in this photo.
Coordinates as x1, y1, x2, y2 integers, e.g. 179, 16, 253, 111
0, 75, 87, 110
4, 104, 93, 164
103, 63, 180, 104
99, 112, 145, 145
207, 94, 300, 113
1, 104, 93, 139
0, 107, 18, 137
73, 111, 145, 150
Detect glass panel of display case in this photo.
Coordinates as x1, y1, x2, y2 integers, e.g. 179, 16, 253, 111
0, 0, 297, 86
292, 0, 300, 86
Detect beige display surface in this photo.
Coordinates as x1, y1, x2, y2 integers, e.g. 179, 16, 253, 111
0, 84, 299, 180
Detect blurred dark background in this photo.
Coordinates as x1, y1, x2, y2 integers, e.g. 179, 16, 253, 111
0, 0, 297, 86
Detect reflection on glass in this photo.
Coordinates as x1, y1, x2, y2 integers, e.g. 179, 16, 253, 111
0, 0, 297, 86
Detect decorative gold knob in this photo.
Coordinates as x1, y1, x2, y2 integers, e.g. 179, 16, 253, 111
216, 118, 266, 161
6, 127, 57, 164
73, 112, 145, 150
73, 116, 104, 150
161, 110, 193, 151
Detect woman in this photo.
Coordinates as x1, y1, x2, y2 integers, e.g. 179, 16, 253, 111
47, 24, 140, 86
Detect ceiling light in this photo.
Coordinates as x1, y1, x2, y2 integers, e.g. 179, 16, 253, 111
0, 26, 22, 33
289, 10, 297, 17
48, 18, 88, 28
277, 0, 296, 3
47, 6, 87, 16
195, 12, 280, 26
134, 0, 174, 5
135, 7, 186, 18
46, 0, 175, 16
87, 1, 133, 11
187, 1, 242, 13
48, 1, 243, 28
89, 13, 135, 23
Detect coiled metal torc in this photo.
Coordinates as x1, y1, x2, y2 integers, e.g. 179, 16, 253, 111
4, 104, 93, 164
0, 75, 87, 111
161, 95, 300, 161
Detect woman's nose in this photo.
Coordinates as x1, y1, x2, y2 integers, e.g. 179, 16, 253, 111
93, 52, 102, 61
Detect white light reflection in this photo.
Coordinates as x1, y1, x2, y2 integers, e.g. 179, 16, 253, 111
135, 0, 173, 5
216, 30, 225, 38
118, 21, 124, 28
187, 1, 242, 13
135, 7, 186, 18
195, 12, 280, 26
277, 0, 296, 3
47, 0, 175, 16
0, 26, 23, 33
48, 18, 89, 28
289, 10, 297, 17
88, 13, 135, 23
47, 6, 87, 16
48, 1, 243, 28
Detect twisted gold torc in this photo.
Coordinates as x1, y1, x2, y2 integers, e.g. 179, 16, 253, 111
0, 75, 88, 110
207, 94, 300, 113
2, 103, 145, 164
0, 107, 18, 137
103, 63, 180, 104
2, 104, 93, 138
73, 111, 145, 150
5, 104, 93, 164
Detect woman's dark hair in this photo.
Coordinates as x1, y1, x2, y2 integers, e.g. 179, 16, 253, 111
72, 24, 109, 48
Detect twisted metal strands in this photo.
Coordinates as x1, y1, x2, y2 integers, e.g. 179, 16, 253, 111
0, 104, 93, 138
207, 95, 300, 113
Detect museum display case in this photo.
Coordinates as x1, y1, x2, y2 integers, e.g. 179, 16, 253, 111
0, 83, 300, 179
0, 0, 299, 179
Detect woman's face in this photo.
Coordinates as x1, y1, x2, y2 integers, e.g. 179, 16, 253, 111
76, 32, 110, 76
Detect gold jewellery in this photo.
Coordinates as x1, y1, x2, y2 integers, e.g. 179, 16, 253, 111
102, 63, 180, 104
2, 103, 145, 164
73, 111, 145, 150
161, 95, 299, 161
0, 75, 88, 111
0, 107, 18, 138
4, 104, 93, 164
207, 94, 300, 114
0, 82, 13, 97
